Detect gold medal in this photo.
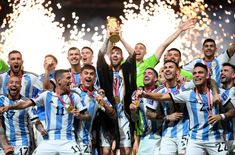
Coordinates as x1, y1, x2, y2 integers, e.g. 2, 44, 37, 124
134, 100, 139, 107
114, 96, 120, 104
67, 104, 74, 113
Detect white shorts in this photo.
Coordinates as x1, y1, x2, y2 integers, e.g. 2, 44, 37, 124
185, 139, 228, 155
137, 135, 161, 155
0, 148, 4, 155
100, 128, 111, 147
159, 136, 188, 155
33, 140, 81, 155
34, 120, 45, 146
14, 146, 29, 155
118, 115, 132, 148
77, 142, 92, 155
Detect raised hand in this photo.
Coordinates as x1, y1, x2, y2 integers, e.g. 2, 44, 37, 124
178, 18, 197, 31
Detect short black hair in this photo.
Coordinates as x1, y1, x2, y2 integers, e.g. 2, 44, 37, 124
194, 63, 208, 72
203, 38, 216, 46
222, 63, 235, 72
145, 67, 158, 77
8, 50, 22, 58
45, 54, 58, 64
167, 48, 181, 57
54, 69, 70, 81
81, 64, 96, 73
164, 60, 179, 68
82, 46, 93, 54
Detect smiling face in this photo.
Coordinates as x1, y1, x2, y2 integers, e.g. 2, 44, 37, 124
7, 76, 21, 97
110, 48, 123, 68
167, 49, 181, 64
143, 69, 157, 87
134, 43, 146, 62
81, 47, 93, 65
80, 68, 96, 90
220, 65, 235, 85
202, 41, 217, 60
193, 66, 208, 87
57, 72, 72, 93
8, 52, 23, 74
163, 61, 179, 81
67, 48, 81, 65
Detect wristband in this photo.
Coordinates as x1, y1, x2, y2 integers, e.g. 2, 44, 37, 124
220, 114, 226, 120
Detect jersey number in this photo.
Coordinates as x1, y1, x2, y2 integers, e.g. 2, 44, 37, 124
56, 106, 64, 115
19, 147, 28, 155
216, 142, 227, 152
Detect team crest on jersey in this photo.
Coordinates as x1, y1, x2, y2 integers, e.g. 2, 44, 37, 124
221, 92, 229, 102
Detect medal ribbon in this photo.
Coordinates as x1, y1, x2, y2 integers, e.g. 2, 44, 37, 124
80, 85, 94, 98
196, 87, 211, 115
113, 71, 120, 97
56, 91, 73, 108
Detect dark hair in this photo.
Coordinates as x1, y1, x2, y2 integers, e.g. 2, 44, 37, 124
203, 38, 216, 46
194, 63, 208, 72
111, 46, 123, 55
135, 43, 146, 50
8, 50, 22, 58
45, 54, 58, 64
68, 47, 79, 52
222, 63, 235, 72
145, 67, 158, 77
82, 46, 93, 54
167, 48, 181, 57
54, 69, 70, 81
164, 60, 179, 68
81, 64, 96, 73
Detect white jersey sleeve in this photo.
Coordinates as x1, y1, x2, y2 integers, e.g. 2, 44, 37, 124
31, 91, 48, 106
171, 91, 188, 104
72, 92, 87, 112
182, 59, 199, 72
216, 51, 230, 65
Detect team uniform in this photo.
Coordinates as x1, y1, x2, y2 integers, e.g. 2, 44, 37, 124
220, 87, 235, 153
0, 95, 38, 155
132, 89, 163, 155
157, 85, 189, 155
171, 89, 230, 155
73, 87, 111, 154
0, 71, 40, 98
31, 90, 86, 155
137, 55, 159, 87
183, 51, 231, 87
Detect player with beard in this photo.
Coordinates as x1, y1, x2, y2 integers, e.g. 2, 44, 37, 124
73, 64, 115, 155
183, 40, 235, 87
0, 69, 90, 155
0, 76, 46, 155
140, 63, 235, 155
0, 50, 40, 98
220, 63, 235, 154
97, 30, 136, 154
130, 67, 164, 155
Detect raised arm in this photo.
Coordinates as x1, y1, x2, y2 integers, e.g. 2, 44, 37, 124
0, 99, 35, 112
100, 30, 113, 55
154, 18, 196, 60
143, 92, 172, 101
119, 29, 134, 57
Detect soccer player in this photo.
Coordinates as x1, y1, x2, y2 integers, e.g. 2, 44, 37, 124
0, 120, 14, 155
0, 69, 90, 155
141, 63, 235, 155
73, 64, 115, 155
81, 46, 94, 66
130, 67, 163, 155
122, 18, 196, 87
0, 58, 8, 74
183, 40, 235, 87
0, 76, 46, 155
97, 31, 137, 155
0, 50, 40, 98
220, 63, 235, 153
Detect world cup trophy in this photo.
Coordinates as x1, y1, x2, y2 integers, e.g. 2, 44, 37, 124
106, 17, 120, 43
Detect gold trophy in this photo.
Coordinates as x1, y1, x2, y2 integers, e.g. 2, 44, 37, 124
106, 17, 120, 43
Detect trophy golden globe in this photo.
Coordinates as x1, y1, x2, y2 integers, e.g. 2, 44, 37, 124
106, 17, 120, 43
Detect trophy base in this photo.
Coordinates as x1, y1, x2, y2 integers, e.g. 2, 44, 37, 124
110, 35, 120, 43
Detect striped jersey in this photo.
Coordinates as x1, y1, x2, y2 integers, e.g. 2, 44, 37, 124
171, 89, 230, 142
158, 85, 189, 138
0, 95, 38, 147
0, 71, 40, 98
72, 87, 109, 145
220, 87, 235, 141
132, 89, 163, 139
183, 51, 230, 87
32, 90, 86, 140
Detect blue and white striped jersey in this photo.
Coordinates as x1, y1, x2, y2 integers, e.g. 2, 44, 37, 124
158, 85, 189, 138
32, 90, 86, 141
183, 51, 230, 87
0, 95, 38, 147
0, 71, 40, 98
132, 89, 163, 139
220, 87, 235, 141
72, 87, 106, 145
171, 89, 230, 142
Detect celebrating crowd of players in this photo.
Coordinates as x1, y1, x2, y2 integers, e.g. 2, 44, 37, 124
0, 18, 235, 155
